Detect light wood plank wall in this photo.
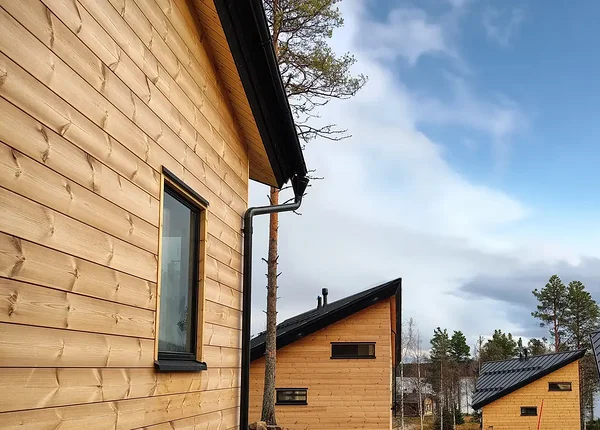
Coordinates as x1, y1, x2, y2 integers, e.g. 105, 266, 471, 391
249, 299, 394, 429
0, 0, 246, 427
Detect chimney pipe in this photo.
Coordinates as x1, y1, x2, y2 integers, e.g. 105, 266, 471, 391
322, 288, 328, 305
317, 296, 322, 308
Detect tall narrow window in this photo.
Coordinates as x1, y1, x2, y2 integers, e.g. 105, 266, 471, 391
156, 170, 208, 371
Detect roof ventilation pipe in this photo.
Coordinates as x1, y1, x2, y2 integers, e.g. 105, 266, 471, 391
322, 288, 328, 305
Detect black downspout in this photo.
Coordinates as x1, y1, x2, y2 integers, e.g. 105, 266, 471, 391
240, 175, 309, 429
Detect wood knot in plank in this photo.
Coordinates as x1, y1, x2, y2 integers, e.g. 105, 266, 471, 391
10, 235, 23, 254
10, 148, 23, 178
106, 243, 115, 265
100, 110, 109, 130
9, 254, 26, 278
7, 292, 18, 316
65, 182, 74, 200
72, 0, 83, 34
58, 340, 66, 357
100, 63, 108, 93
119, 0, 127, 17
126, 213, 134, 235
130, 165, 139, 182
45, 7, 56, 48
108, 50, 123, 72
59, 120, 72, 137
0, 66, 7, 87
130, 91, 137, 122
68, 269, 79, 291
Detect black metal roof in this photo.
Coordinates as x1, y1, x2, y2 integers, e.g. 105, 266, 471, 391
213, 0, 307, 188
250, 278, 402, 361
471, 349, 586, 410
590, 331, 600, 379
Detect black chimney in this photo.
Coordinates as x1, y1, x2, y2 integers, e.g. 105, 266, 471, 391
317, 296, 322, 308
322, 288, 328, 305
524, 348, 528, 360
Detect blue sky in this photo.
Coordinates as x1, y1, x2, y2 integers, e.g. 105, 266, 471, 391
249, 0, 600, 352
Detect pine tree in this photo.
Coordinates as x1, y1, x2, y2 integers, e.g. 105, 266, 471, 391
260, 1, 366, 425
563, 280, 600, 427
527, 338, 550, 356
564, 280, 599, 349
480, 330, 518, 361
450, 331, 470, 362
532, 274, 567, 352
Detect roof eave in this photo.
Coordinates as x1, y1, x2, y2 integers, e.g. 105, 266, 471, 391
472, 349, 586, 410
213, 0, 307, 188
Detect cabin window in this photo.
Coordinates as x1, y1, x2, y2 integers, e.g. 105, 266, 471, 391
520, 406, 537, 416
276, 388, 308, 405
331, 342, 376, 359
155, 169, 208, 371
549, 382, 572, 391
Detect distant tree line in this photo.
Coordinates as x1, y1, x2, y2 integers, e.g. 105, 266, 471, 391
399, 274, 600, 429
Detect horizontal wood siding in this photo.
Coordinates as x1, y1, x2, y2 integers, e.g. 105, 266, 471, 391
0, 0, 246, 427
249, 300, 393, 429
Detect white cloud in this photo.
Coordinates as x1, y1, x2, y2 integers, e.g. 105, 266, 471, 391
483, 7, 525, 47
361, 7, 453, 65
248, 0, 584, 349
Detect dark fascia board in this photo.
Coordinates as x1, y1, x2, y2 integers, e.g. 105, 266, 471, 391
212, 0, 307, 188
250, 279, 402, 361
471, 349, 586, 410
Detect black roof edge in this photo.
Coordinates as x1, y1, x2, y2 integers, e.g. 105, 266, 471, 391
472, 349, 586, 410
250, 278, 402, 361
213, 0, 307, 188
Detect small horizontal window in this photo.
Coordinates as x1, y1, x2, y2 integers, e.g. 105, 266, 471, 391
549, 382, 572, 391
520, 406, 537, 416
331, 342, 375, 359
276, 388, 307, 405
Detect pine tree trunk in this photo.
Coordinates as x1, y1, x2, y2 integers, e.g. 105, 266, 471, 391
440, 360, 444, 430
261, 186, 280, 425
554, 305, 559, 352
261, 3, 281, 424
418, 358, 424, 430
401, 360, 405, 430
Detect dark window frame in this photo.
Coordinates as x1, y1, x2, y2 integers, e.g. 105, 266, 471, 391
520, 406, 537, 416
276, 388, 308, 405
155, 171, 208, 372
548, 382, 572, 391
331, 342, 376, 359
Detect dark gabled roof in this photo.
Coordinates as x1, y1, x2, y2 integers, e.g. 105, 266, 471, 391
471, 349, 586, 410
250, 278, 402, 361
213, 0, 307, 188
590, 331, 600, 379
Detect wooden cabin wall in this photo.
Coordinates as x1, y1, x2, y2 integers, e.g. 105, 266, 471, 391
249, 300, 394, 429
0, 0, 247, 427
481, 360, 581, 430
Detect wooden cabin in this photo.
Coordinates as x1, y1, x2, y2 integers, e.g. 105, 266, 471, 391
249, 279, 402, 429
400, 391, 435, 417
472, 349, 585, 430
0, 0, 307, 427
